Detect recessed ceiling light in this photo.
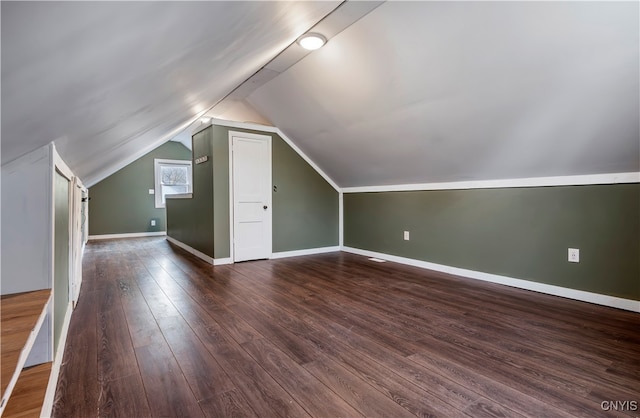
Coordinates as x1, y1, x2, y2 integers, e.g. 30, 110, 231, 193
297, 33, 327, 51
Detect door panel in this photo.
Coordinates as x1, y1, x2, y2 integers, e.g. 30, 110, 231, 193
232, 135, 271, 262
71, 181, 85, 306
54, 170, 70, 354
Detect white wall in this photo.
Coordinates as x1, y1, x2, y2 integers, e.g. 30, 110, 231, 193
1, 145, 52, 294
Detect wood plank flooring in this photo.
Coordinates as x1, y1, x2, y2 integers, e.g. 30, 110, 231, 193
53, 237, 640, 417
1, 289, 51, 399
4, 362, 52, 418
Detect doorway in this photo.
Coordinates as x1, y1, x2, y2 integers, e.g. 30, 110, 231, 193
229, 131, 272, 262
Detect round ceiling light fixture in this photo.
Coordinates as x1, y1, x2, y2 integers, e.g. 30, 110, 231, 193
297, 33, 327, 51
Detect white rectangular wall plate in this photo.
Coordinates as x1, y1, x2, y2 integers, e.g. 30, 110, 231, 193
568, 248, 580, 263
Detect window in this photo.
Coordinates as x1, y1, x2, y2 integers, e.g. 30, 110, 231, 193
154, 159, 192, 208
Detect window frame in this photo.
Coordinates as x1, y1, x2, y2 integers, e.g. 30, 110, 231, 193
154, 158, 193, 208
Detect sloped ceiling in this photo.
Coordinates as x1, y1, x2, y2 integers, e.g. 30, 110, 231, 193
3, 2, 638, 190
1, 1, 339, 186
247, 1, 640, 187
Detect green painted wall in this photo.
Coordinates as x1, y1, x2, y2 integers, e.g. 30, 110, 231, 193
166, 125, 339, 259
272, 132, 339, 252
211, 126, 230, 258
344, 184, 640, 301
89, 142, 191, 235
167, 127, 214, 257
54, 171, 69, 353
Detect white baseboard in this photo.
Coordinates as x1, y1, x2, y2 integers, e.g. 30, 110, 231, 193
166, 236, 215, 265
341, 246, 640, 313
41, 301, 73, 417
271, 246, 340, 259
88, 231, 166, 240
167, 237, 340, 264
213, 257, 233, 266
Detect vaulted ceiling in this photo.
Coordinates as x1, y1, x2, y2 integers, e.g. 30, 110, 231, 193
247, 1, 640, 186
2, 1, 638, 188
1, 1, 340, 185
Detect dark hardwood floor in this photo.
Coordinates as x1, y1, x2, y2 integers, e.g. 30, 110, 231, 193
53, 237, 640, 417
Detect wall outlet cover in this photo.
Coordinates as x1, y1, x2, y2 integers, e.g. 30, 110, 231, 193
568, 248, 580, 263
403, 231, 410, 241
151, 220, 156, 226
149, 189, 155, 195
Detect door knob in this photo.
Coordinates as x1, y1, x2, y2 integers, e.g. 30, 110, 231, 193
263, 205, 268, 210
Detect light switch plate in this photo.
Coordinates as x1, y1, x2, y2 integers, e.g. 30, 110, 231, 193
149, 189, 155, 195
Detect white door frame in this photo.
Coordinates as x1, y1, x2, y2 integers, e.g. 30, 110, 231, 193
228, 130, 272, 262
51, 147, 74, 295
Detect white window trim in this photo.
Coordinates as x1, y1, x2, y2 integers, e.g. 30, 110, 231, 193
154, 158, 193, 208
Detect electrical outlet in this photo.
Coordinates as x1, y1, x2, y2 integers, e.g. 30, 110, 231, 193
149, 189, 155, 195
568, 248, 579, 263
403, 231, 410, 241
151, 220, 156, 227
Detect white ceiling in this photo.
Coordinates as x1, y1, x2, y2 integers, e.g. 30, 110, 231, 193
248, 1, 640, 187
2, 1, 638, 189
1, 1, 339, 186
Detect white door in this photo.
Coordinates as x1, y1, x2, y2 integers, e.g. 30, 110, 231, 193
70, 179, 85, 306
231, 132, 272, 262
